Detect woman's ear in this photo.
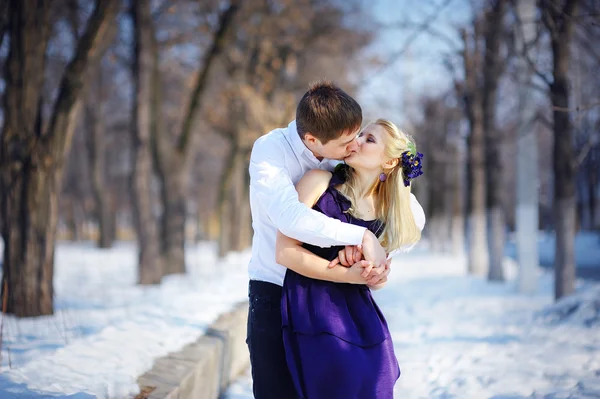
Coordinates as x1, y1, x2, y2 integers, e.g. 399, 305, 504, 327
383, 158, 399, 170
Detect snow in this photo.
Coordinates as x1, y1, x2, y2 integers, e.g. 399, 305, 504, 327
0, 236, 599, 398
225, 248, 600, 399
0, 241, 251, 398
506, 231, 600, 271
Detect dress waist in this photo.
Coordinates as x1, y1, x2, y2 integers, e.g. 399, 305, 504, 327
281, 270, 390, 347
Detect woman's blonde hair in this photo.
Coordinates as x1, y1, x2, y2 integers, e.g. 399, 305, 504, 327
338, 119, 421, 252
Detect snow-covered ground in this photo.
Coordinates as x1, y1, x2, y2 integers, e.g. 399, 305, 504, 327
505, 231, 600, 276
0, 241, 251, 398
0, 233, 599, 398
225, 249, 600, 399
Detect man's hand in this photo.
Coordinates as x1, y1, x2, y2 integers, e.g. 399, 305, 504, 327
328, 245, 363, 268
361, 230, 387, 268
365, 258, 391, 286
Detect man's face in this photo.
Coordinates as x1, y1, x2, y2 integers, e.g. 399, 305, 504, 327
313, 128, 360, 160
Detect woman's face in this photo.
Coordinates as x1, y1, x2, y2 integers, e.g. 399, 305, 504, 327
344, 123, 390, 171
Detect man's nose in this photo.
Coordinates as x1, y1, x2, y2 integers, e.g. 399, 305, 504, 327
347, 138, 359, 152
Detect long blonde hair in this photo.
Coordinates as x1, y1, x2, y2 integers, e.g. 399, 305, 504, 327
338, 119, 421, 252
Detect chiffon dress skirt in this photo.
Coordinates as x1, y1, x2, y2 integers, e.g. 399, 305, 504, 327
281, 165, 400, 399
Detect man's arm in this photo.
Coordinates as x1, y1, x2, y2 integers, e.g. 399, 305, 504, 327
250, 140, 385, 268
274, 169, 379, 284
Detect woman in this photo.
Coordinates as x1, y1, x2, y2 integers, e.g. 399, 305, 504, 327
275, 119, 425, 399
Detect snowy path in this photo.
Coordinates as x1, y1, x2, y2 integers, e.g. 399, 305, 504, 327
0, 239, 598, 398
0, 241, 251, 398
225, 252, 600, 399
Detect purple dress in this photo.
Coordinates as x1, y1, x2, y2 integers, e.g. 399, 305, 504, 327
281, 165, 400, 399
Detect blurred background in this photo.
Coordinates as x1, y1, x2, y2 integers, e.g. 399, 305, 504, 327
0, 0, 599, 316
1, 1, 600, 397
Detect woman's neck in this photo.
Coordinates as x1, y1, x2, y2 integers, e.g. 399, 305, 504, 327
352, 168, 380, 199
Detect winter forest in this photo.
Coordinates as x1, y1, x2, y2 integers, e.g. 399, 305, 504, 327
0, 0, 599, 398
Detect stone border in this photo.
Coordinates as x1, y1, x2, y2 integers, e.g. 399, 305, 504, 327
137, 301, 250, 399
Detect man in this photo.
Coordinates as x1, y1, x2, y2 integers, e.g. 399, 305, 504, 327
247, 81, 389, 399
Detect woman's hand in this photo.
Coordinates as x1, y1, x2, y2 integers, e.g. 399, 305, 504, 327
344, 260, 374, 284
328, 245, 363, 268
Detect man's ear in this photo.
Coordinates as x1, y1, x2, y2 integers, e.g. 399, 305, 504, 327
383, 158, 399, 170
303, 132, 320, 145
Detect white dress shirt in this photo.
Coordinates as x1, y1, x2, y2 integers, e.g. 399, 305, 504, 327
248, 121, 366, 286
248, 120, 426, 287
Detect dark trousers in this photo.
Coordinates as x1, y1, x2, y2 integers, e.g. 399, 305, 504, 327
247, 280, 300, 399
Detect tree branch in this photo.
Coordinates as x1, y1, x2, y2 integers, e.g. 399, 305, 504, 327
151, 0, 172, 21
535, 109, 553, 130
574, 129, 599, 168
177, 0, 240, 154
0, 0, 8, 50
513, 0, 553, 87
43, 0, 119, 159
360, 0, 455, 85
382, 19, 462, 52
158, 30, 201, 48
552, 101, 600, 113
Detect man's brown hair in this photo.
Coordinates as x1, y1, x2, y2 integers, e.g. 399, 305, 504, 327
296, 81, 362, 144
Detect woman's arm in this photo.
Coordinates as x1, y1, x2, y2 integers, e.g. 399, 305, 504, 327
275, 169, 371, 284
276, 231, 370, 284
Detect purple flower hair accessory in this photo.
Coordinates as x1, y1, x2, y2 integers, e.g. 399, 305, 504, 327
401, 146, 424, 187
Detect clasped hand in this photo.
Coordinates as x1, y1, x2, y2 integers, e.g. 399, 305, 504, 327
328, 245, 391, 287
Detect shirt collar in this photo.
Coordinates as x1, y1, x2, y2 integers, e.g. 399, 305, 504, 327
285, 120, 321, 165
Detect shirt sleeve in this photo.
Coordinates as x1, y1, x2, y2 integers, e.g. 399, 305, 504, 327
410, 193, 426, 231
394, 193, 427, 254
249, 139, 366, 248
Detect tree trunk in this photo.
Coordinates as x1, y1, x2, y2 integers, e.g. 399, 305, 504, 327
85, 24, 117, 250
236, 152, 253, 251
451, 144, 465, 256
428, 158, 448, 253
86, 90, 115, 249
131, 0, 162, 284
149, 1, 240, 273
218, 138, 237, 258
515, 0, 539, 294
483, 0, 506, 281
160, 158, 187, 274
151, 45, 187, 275
0, 0, 117, 316
0, 2, 53, 315
232, 149, 252, 252
546, 0, 580, 299
462, 25, 489, 276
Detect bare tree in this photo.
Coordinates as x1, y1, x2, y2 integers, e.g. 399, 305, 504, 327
0, 0, 119, 317
483, 0, 507, 281
85, 66, 116, 248
152, 0, 240, 274
540, 0, 580, 299
515, 0, 540, 294
461, 19, 489, 276
131, 0, 162, 284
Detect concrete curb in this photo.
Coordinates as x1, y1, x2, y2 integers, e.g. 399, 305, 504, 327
137, 301, 250, 399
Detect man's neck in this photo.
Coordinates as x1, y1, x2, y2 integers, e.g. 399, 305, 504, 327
301, 138, 324, 161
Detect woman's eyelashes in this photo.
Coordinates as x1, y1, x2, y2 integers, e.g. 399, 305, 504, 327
358, 132, 375, 143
